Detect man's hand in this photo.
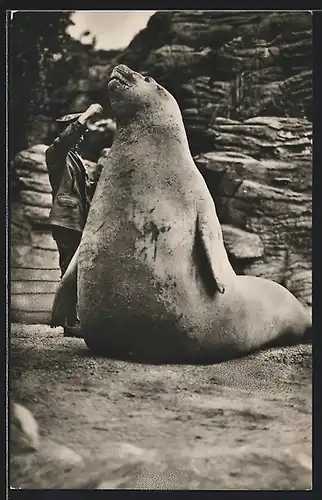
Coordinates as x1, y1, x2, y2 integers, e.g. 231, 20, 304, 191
78, 103, 103, 125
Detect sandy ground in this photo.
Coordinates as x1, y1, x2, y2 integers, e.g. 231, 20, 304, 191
10, 323, 312, 490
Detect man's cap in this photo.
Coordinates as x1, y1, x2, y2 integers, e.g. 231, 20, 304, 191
56, 112, 83, 124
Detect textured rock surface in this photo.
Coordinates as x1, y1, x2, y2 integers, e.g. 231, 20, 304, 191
194, 131, 312, 307
221, 225, 264, 260
39, 11, 311, 152
10, 324, 312, 490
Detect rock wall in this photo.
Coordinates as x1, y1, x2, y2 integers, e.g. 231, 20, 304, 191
38, 12, 312, 154
195, 122, 311, 307
46, 12, 311, 155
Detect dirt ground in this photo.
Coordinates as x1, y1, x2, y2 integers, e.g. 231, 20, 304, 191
10, 323, 312, 490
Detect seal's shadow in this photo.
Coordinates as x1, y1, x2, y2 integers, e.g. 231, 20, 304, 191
74, 340, 271, 366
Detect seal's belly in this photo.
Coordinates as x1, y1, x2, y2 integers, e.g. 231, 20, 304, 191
77, 198, 217, 358
78, 246, 206, 361
79, 218, 199, 322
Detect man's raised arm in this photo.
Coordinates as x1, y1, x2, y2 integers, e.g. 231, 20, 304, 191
46, 104, 103, 160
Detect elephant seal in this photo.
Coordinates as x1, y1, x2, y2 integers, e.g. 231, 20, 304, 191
51, 64, 311, 363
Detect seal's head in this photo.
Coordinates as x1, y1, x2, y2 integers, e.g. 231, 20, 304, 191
108, 64, 183, 132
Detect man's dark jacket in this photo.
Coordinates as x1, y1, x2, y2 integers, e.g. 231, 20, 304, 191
46, 120, 92, 233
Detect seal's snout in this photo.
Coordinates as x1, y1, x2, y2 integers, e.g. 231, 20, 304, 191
114, 64, 132, 75
108, 65, 138, 93
111, 64, 136, 82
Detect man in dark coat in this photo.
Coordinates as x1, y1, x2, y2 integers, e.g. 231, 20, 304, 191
46, 103, 103, 336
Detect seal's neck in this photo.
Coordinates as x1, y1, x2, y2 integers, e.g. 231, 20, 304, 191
113, 113, 192, 160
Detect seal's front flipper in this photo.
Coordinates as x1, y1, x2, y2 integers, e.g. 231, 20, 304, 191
196, 210, 225, 294
51, 245, 80, 327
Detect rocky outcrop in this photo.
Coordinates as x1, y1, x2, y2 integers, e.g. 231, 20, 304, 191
48, 11, 311, 154
36, 12, 311, 161
195, 120, 311, 307
221, 225, 264, 261
208, 116, 312, 159
140, 13, 311, 155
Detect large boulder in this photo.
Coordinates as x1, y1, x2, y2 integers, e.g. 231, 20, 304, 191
10, 402, 84, 489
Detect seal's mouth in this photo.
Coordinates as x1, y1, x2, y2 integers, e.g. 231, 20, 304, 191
108, 66, 134, 90
108, 75, 130, 90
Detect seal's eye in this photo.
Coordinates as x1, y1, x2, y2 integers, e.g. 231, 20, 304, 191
144, 76, 152, 83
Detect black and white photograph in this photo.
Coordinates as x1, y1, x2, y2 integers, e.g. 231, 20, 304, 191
8, 9, 312, 490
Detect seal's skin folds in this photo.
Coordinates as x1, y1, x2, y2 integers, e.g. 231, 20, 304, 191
73, 65, 311, 363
